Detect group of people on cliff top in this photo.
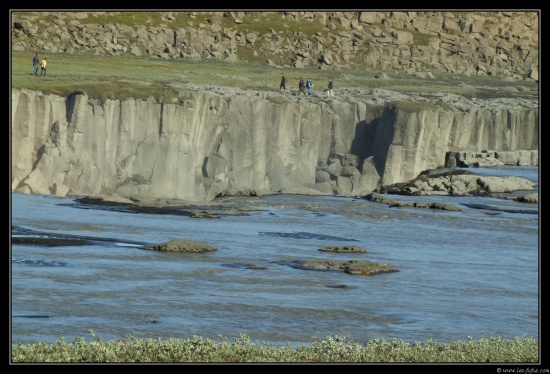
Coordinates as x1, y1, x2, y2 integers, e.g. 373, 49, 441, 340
32, 53, 47, 76
279, 73, 334, 97
31, 52, 334, 95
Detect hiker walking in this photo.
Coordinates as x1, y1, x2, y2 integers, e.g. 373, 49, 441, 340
306, 78, 313, 96
327, 78, 334, 97
279, 73, 286, 92
32, 53, 39, 76
40, 57, 47, 76
298, 77, 306, 95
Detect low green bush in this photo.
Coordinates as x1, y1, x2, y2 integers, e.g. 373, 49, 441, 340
11, 332, 539, 363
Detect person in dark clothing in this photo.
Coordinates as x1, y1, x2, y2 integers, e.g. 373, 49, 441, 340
279, 73, 286, 92
298, 77, 306, 95
32, 53, 39, 76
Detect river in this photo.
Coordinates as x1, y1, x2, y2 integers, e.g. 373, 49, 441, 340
10, 166, 539, 348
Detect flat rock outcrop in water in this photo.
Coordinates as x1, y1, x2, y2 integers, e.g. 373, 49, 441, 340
319, 245, 367, 253
142, 240, 216, 253
363, 192, 462, 211
74, 195, 255, 218
378, 171, 535, 197
297, 259, 398, 276
366, 168, 538, 210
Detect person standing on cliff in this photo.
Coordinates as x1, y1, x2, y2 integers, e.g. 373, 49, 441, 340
298, 77, 306, 95
40, 58, 47, 76
327, 78, 334, 97
279, 73, 286, 92
32, 53, 39, 76
306, 78, 313, 96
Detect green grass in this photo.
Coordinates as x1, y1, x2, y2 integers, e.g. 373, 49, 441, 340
11, 333, 538, 363
11, 50, 537, 104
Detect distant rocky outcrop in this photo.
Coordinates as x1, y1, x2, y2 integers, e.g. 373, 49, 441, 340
11, 11, 539, 81
379, 169, 535, 196
363, 166, 538, 210
445, 150, 538, 168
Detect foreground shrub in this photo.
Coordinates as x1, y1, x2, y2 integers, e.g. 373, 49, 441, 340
11, 333, 539, 363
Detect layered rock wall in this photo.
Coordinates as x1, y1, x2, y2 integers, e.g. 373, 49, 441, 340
11, 11, 539, 80
11, 87, 538, 202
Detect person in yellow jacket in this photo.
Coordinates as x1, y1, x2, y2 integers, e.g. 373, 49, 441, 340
40, 58, 47, 76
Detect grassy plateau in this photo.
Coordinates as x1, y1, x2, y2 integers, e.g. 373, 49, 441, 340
11, 51, 537, 104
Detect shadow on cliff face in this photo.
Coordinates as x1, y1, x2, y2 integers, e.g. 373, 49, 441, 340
66, 91, 85, 121
350, 106, 395, 179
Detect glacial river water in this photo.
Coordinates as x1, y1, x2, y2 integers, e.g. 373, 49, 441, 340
11, 166, 539, 348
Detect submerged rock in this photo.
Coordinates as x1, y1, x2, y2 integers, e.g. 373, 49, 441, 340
363, 192, 462, 211
73, 195, 253, 218
142, 240, 216, 253
319, 245, 367, 253
297, 259, 398, 276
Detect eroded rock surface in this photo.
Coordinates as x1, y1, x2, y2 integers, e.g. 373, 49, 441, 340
364, 192, 462, 211
142, 240, 216, 253
297, 259, 398, 276
74, 195, 255, 218
377, 170, 535, 197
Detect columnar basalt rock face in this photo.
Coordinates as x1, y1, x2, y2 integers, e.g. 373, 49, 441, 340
11, 87, 538, 202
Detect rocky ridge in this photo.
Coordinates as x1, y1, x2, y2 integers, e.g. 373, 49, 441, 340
11, 11, 539, 81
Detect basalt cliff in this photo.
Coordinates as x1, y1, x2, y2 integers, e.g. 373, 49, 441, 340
11, 85, 538, 202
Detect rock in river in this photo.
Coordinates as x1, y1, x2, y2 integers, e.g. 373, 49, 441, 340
142, 239, 216, 253
297, 259, 398, 276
